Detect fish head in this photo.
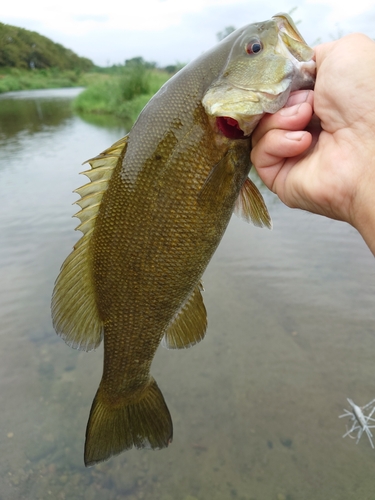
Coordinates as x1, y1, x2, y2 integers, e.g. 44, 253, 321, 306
202, 13, 316, 138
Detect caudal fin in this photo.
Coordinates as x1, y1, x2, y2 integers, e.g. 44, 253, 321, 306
84, 378, 173, 467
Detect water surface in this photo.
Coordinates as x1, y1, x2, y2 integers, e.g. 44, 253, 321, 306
1, 88, 375, 500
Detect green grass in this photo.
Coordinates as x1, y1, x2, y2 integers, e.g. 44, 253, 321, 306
0, 61, 173, 130
73, 65, 171, 124
0, 67, 94, 93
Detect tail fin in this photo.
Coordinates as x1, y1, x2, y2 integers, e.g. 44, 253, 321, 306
84, 378, 173, 467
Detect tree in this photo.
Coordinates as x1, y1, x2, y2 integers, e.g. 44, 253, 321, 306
216, 26, 236, 42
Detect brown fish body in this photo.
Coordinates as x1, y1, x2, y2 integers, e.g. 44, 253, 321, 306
93, 103, 250, 376
52, 13, 315, 466
93, 102, 251, 394
87, 93, 251, 463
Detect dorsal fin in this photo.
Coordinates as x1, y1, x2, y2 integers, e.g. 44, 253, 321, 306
51, 135, 128, 351
162, 282, 207, 349
234, 177, 272, 228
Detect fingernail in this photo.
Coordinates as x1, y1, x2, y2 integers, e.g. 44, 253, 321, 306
280, 104, 301, 116
285, 131, 306, 141
284, 90, 310, 108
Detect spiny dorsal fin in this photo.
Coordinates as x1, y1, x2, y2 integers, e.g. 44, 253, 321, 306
234, 177, 272, 229
162, 282, 207, 349
51, 135, 129, 351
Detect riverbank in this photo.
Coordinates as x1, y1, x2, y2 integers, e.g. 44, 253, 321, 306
0, 67, 98, 94
0, 64, 172, 126
73, 65, 171, 124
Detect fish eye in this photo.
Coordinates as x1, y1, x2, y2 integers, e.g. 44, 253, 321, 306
246, 39, 263, 55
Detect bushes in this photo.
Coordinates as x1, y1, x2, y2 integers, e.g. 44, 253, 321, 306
73, 63, 170, 124
0, 67, 90, 93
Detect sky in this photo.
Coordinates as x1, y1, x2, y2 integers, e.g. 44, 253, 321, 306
2, 0, 375, 67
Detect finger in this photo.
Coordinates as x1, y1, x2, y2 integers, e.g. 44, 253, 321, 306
284, 89, 314, 108
252, 91, 314, 147
313, 40, 336, 68
251, 128, 312, 170
251, 129, 313, 194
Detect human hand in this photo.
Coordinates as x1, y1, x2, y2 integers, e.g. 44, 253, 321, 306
251, 34, 375, 254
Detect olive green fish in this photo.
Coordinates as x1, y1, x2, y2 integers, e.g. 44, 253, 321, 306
52, 13, 315, 466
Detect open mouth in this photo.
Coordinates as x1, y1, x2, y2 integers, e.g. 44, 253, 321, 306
273, 13, 306, 45
273, 13, 315, 67
216, 116, 246, 139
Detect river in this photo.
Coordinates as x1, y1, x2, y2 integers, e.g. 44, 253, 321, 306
1, 87, 375, 500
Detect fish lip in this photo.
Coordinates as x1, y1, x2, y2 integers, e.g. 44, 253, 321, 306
273, 13, 316, 88
272, 12, 308, 46
273, 13, 315, 62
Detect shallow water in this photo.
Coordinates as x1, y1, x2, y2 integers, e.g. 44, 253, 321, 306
1, 88, 375, 500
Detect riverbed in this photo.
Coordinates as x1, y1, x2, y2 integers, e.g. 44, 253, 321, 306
1, 88, 375, 500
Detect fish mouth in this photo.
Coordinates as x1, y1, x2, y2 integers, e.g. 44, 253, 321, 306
216, 116, 246, 139
215, 88, 282, 138
273, 13, 316, 88
215, 113, 265, 139
205, 13, 316, 140
273, 12, 312, 60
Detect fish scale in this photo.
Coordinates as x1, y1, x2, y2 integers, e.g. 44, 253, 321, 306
51, 13, 315, 466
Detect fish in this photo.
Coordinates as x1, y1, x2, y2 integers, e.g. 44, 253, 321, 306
51, 13, 315, 467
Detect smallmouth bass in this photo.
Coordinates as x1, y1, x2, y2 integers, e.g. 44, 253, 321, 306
52, 13, 315, 466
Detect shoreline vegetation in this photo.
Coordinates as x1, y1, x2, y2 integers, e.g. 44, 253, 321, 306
0, 62, 177, 125
0, 67, 93, 93
0, 21, 181, 125
72, 60, 175, 125
0, 21, 93, 93
0, 62, 178, 127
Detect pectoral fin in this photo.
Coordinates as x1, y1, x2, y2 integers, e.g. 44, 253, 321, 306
162, 282, 207, 349
234, 177, 272, 228
198, 151, 235, 206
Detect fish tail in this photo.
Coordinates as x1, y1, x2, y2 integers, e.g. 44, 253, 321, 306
84, 377, 173, 467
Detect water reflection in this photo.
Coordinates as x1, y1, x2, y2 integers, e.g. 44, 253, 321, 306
1, 88, 375, 500
0, 89, 84, 140
76, 110, 131, 131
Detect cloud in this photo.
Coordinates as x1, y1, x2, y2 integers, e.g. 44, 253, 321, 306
2, 0, 375, 67
74, 15, 109, 23
307, 0, 375, 22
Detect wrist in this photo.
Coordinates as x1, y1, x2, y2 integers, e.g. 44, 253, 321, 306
350, 178, 375, 256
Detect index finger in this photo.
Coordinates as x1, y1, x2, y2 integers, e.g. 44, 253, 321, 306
251, 90, 314, 147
